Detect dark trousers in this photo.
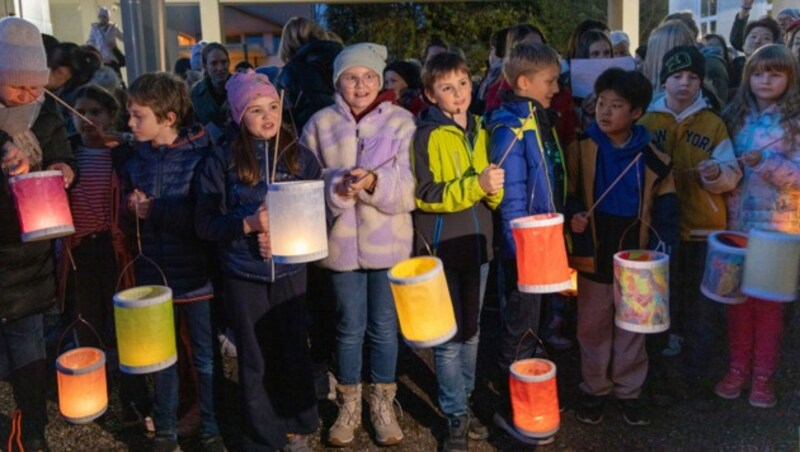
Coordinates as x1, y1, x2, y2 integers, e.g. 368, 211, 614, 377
226, 271, 318, 451
499, 259, 543, 372
307, 265, 337, 399
68, 233, 118, 347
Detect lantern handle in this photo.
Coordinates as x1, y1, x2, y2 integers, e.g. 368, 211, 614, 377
116, 197, 169, 291
513, 328, 549, 363
56, 314, 107, 356
617, 218, 666, 253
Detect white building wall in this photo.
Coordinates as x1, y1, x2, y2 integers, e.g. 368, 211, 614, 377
670, 0, 784, 45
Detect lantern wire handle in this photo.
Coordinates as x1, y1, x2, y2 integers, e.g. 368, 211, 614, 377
116, 198, 169, 291
56, 314, 107, 355
617, 218, 666, 253
514, 328, 549, 362
270, 90, 286, 184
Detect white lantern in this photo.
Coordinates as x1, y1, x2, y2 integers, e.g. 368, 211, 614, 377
266, 180, 328, 264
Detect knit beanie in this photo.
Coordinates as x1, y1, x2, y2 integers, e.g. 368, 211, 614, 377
225, 69, 279, 125
98, 6, 110, 19
660, 45, 705, 85
0, 18, 49, 87
333, 43, 387, 86
384, 61, 421, 90
744, 17, 781, 45
191, 41, 207, 71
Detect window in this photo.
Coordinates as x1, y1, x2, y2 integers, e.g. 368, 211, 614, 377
697, 0, 717, 37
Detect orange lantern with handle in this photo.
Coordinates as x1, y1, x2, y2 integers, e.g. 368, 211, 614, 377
56, 347, 107, 424
509, 358, 560, 438
511, 213, 571, 293
8, 170, 74, 241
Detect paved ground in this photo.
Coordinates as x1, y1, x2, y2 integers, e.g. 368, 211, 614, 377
1, 301, 797, 451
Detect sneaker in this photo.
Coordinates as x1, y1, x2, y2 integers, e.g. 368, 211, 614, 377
714, 368, 749, 400
466, 406, 489, 440
748, 375, 777, 408
152, 436, 182, 452
661, 334, 683, 357
619, 398, 651, 426
443, 414, 468, 452
200, 435, 227, 452
575, 394, 605, 425
492, 411, 555, 446
283, 434, 312, 452
218, 333, 237, 358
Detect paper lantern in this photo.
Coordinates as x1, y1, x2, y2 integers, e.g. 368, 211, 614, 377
56, 347, 107, 424
742, 230, 800, 302
388, 256, 456, 348
511, 213, 571, 293
559, 268, 578, 297
266, 180, 328, 264
114, 286, 177, 374
613, 250, 670, 333
509, 358, 560, 439
8, 170, 74, 241
701, 232, 748, 304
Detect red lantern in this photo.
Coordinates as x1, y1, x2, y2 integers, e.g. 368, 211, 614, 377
509, 358, 560, 439
8, 170, 74, 241
56, 347, 108, 424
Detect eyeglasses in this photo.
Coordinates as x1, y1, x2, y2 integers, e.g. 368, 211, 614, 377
340, 72, 380, 87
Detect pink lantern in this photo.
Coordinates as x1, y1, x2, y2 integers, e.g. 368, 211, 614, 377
8, 170, 74, 241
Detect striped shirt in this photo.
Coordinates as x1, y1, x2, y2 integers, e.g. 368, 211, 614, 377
70, 146, 113, 238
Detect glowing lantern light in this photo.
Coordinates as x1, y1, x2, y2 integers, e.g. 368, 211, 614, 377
113, 286, 177, 374
701, 231, 748, 304
742, 230, 800, 302
613, 250, 670, 333
8, 170, 74, 241
511, 213, 571, 293
266, 181, 328, 264
56, 347, 107, 424
509, 358, 560, 439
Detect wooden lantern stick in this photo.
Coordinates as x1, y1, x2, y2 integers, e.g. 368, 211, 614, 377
270, 90, 286, 184
45, 89, 97, 128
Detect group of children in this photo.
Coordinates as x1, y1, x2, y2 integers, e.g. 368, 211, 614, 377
1, 11, 799, 452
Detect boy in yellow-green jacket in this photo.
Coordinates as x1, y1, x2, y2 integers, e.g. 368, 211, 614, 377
412, 52, 504, 451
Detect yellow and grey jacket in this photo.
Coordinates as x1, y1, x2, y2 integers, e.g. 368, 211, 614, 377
639, 95, 741, 240
412, 107, 502, 267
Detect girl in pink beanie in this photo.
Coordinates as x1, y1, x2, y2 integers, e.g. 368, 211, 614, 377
195, 69, 322, 450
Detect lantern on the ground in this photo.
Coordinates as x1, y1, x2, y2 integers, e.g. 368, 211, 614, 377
511, 213, 571, 293
266, 180, 328, 264
613, 250, 670, 333
8, 170, 74, 241
56, 347, 107, 424
114, 286, 177, 374
509, 358, 560, 439
388, 256, 456, 348
701, 231, 748, 304
742, 230, 800, 302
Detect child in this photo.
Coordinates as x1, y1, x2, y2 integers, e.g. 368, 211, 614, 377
0, 17, 76, 451
567, 68, 677, 426
196, 70, 320, 450
413, 52, 503, 450
715, 44, 800, 409
120, 73, 223, 451
301, 43, 416, 448
487, 42, 564, 445
639, 46, 742, 408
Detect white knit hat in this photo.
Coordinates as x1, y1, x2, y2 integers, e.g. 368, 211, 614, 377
333, 43, 387, 87
98, 6, 110, 19
0, 18, 49, 87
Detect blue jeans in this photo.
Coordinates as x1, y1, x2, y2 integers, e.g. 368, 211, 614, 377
331, 269, 398, 385
153, 300, 219, 439
0, 313, 45, 377
434, 263, 489, 416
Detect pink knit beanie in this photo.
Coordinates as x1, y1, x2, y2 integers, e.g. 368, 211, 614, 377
0, 17, 49, 87
225, 69, 279, 125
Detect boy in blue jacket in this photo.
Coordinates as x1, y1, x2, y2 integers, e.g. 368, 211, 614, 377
487, 41, 565, 445
566, 68, 678, 427
121, 73, 224, 452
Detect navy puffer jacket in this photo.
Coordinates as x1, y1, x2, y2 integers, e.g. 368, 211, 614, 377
120, 127, 213, 299
195, 137, 322, 283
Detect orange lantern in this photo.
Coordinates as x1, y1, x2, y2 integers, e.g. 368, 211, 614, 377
56, 347, 108, 424
511, 213, 571, 293
8, 170, 75, 242
509, 358, 560, 438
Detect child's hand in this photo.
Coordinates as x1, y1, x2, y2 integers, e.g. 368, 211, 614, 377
257, 232, 272, 260
244, 203, 269, 234
571, 212, 589, 234
47, 162, 75, 188
743, 150, 761, 167
347, 168, 377, 194
478, 164, 505, 195
1, 142, 30, 176
582, 94, 597, 117
127, 189, 152, 219
698, 160, 721, 180
99, 130, 126, 148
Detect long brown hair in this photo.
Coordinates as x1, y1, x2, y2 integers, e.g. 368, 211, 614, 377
723, 44, 800, 138
232, 121, 301, 186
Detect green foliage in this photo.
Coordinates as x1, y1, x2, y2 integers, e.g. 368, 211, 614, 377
321, 1, 667, 73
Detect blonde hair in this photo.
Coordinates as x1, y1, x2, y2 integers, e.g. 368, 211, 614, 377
502, 42, 560, 90
723, 44, 800, 138
642, 21, 695, 91
278, 17, 328, 63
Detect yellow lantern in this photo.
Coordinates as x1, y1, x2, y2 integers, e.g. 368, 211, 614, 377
113, 285, 177, 374
8, 170, 75, 242
742, 230, 800, 302
56, 347, 107, 424
388, 256, 456, 348
267, 180, 328, 263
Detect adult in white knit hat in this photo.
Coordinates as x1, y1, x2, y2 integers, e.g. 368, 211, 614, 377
0, 16, 50, 87
86, 5, 124, 72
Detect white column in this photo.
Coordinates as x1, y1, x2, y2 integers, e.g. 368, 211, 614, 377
199, 0, 222, 43
608, 0, 640, 51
